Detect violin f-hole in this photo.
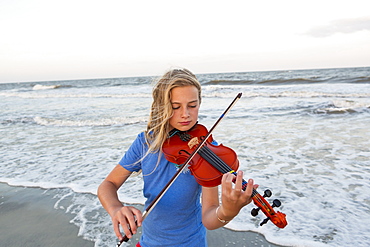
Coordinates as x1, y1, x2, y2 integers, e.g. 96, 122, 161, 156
179, 150, 191, 156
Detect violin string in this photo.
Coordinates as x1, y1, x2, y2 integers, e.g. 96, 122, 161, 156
198, 146, 259, 197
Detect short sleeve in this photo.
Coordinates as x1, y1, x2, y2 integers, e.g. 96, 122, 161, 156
119, 132, 147, 172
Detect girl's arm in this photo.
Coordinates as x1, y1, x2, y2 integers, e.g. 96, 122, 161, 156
97, 164, 143, 240
201, 171, 255, 230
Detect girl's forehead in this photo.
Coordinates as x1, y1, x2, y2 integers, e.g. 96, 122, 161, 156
170, 86, 199, 102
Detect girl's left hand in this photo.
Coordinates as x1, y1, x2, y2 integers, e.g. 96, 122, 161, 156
219, 170, 258, 219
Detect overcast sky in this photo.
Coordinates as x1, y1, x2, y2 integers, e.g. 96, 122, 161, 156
1, 0, 369, 83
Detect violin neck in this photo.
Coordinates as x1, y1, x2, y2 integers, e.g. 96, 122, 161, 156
230, 171, 258, 197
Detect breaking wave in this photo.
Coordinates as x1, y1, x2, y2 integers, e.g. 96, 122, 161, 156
313, 100, 370, 114
33, 116, 147, 127
1, 116, 147, 127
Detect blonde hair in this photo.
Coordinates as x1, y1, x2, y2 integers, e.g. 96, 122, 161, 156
145, 68, 201, 153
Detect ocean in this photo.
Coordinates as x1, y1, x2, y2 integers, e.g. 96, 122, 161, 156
1, 67, 369, 247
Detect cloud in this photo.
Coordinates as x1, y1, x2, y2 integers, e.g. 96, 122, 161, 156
305, 16, 370, 37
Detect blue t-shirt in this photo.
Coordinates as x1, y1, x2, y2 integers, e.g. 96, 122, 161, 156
119, 132, 207, 247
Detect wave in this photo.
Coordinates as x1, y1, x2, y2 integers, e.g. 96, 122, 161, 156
203, 76, 370, 86
32, 84, 61, 90
313, 100, 370, 114
225, 99, 370, 117
1, 116, 147, 127
0, 92, 151, 99
34, 116, 147, 127
203, 78, 323, 85
353, 76, 370, 83
203, 90, 370, 99
1, 117, 35, 125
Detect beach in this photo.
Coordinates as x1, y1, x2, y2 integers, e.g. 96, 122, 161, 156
0, 183, 94, 247
1, 67, 369, 246
0, 182, 286, 247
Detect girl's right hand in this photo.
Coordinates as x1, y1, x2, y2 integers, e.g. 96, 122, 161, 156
111, 205, 143, 240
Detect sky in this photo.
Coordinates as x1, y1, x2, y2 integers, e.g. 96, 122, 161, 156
1, 0, 369, 83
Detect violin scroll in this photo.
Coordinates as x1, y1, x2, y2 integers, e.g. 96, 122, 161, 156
250, 189, 287, 228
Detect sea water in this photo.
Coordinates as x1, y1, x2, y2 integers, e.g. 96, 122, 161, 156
1, 67, 369, 247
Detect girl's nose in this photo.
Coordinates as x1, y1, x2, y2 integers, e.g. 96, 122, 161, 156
181, 107, 190, 118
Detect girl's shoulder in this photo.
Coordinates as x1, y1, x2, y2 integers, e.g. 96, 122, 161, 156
137, 131, 145, 139
132, 131, 148, 147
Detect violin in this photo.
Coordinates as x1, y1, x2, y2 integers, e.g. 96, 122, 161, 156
162, 123, 288, 229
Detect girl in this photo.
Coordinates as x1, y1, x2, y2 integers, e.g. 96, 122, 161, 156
98, 68, 256, 247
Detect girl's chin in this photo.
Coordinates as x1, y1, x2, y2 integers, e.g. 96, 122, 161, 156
177, 126, 191, 132
173, 124, 193, 132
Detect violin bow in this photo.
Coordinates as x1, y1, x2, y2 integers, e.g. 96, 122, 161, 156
117, 93, 242, 246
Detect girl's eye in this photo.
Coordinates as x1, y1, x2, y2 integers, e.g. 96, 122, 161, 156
172, 104, 197, 110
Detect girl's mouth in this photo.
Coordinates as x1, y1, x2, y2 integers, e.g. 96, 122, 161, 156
179, 121, 191, 126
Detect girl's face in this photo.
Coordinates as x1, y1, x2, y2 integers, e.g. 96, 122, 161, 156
169, 85, 200, 131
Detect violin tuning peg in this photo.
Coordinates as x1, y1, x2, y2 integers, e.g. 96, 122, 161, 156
251, 207, 260, 217
272, 199, 281, 208
263, 189, 272, 198
260, 217, 270, 226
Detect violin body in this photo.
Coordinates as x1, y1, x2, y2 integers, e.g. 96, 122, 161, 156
163, 124, 239, 187
163, 123, 288, 229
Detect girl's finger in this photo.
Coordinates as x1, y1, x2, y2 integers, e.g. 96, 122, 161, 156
233, 170, 243, 192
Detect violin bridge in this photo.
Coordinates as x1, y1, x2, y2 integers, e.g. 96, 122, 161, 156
188, 137, 199, 149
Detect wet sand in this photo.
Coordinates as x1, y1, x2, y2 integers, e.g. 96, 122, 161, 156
0, 183, 94, 247
0, 182, 286, 247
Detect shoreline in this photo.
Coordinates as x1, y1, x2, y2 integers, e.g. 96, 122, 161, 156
0, 182, 94, 247
0, 182, 287, 247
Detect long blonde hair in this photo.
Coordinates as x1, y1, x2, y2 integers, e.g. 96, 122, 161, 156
145, 68, 202, 153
